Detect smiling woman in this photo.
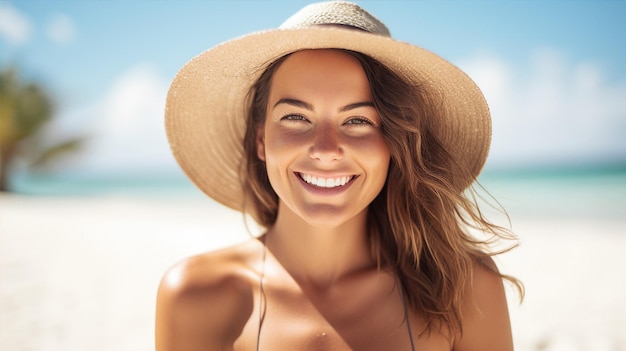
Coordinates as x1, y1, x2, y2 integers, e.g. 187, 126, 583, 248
256, 50, 390, 229
157, 2, 521, 351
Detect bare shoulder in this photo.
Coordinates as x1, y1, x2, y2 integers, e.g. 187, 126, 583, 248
453, 256, 514, 351
155, 238, 264, 351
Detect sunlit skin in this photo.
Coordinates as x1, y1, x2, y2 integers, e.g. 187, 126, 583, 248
257, 49, 390, 231
155, 50, 514, 351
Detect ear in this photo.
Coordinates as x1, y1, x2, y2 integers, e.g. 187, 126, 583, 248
256, 127, 266, 161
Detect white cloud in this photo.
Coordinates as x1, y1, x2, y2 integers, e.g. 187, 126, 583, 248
46, 13, 75, 44
0, 3, 31, 45
65, 64, 178, 176
459, 49, 626, 168
57, 50, 626, 177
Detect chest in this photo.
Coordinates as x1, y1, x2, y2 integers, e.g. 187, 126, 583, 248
233, 277, 451, 351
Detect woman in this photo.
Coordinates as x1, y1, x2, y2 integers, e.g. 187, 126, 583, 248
157, 2, 522, 350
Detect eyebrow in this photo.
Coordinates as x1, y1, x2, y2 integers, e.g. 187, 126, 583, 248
273, 98, 375, 112
273, 98, 314, 111
339, 101, 375, 112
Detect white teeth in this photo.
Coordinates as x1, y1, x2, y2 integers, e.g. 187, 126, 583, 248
300, 173, 353, 188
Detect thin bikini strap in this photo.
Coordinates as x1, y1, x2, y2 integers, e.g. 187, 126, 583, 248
400, 286, 417, 351
256, 240, 267, 351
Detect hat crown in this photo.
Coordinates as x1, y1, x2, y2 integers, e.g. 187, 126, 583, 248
279, 1, 390, 37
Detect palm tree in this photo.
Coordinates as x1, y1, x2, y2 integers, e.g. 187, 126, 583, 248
0, 67, 83, 192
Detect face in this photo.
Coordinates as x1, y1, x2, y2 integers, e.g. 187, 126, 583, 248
256, 50, 391, 228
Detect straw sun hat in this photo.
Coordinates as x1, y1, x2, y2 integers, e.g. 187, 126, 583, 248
165, 1, 491, 212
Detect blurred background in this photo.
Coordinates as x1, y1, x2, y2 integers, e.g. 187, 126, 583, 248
1, 1, 625, 351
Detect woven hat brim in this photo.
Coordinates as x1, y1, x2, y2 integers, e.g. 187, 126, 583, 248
165, 27, 491, 212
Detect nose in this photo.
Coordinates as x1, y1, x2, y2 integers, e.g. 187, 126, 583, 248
308, 123, 343, 162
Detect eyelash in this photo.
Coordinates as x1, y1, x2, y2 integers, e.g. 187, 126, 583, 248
279, 114, 375, 126
345, 117, 375, 126
280, 114, 309, 122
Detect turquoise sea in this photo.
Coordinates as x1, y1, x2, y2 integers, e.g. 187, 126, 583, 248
479, 167, 626, 220
9, 166, 626, 221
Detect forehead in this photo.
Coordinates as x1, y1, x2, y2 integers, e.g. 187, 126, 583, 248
269, 49, 372, 101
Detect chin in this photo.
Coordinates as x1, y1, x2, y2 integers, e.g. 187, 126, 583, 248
296, 204, 367, 230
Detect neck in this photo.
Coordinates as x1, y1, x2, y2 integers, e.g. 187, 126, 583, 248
265, 202, 375, 289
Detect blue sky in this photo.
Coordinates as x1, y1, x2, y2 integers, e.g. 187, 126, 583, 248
1, 0, 625, 177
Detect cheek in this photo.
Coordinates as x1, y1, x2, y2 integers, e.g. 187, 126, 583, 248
371, 136, 391, 159
354, 135, 390, 164
360, 136, 391, 184
257, 125, 304, 162
262, 129, 301, 175
373, 151, 391, 182
264, 128, 308, 159
261, 133, 302, 200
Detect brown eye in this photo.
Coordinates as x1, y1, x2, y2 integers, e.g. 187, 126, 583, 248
281, 114, 309, 122
345, 117, 374, 126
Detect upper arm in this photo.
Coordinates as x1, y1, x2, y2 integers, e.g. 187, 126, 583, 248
155, 256, 255, 351
453, 257, 514, 351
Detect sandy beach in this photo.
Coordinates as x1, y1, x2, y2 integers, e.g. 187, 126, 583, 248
1, 193, 625, 351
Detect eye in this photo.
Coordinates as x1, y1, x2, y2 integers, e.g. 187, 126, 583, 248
280, 114, 309, 122
344, 117, 375, 126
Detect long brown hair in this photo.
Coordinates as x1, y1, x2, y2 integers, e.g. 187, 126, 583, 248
241, 49, 522, 335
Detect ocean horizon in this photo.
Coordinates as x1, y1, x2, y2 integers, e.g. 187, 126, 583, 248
8, 166, 626, 221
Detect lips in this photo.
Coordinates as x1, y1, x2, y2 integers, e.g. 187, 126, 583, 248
296, 172, 356, 188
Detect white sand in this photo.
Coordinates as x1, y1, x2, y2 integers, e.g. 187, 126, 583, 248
1, 194, 625, 351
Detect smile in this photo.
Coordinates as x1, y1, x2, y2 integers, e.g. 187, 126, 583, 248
297, 173, 356, 188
